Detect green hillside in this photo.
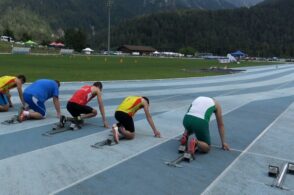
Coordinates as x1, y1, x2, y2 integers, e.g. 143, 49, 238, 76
0, 7, 52, 41
96, 0, 294, 57
0, 0, 259, 42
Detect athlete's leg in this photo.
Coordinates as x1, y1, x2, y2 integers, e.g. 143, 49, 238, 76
180, 130, 189, 145
184, 115, 211, 153
193, 119, 211, 153
19, 94, 45, 121
118, 125, 134, 139
0, 94, 9, 112
196, 140, 210, 153
81, 108, 97, 119
27, 111, 43, 119
67, 102, 96, 119
113, 111, 135, 142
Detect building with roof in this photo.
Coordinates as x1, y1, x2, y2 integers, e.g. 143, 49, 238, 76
117, 45, 156, 55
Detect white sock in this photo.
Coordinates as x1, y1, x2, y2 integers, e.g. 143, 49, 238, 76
23, 111, 30, 116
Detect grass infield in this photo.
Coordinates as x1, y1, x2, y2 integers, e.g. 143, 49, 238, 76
0, 54, 272, 82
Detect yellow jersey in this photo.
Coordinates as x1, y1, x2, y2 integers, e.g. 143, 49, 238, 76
116, 96, 144, 117
0, 76, 16, 94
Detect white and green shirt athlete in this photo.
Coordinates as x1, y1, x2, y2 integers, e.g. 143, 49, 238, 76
183, 96, 229, 152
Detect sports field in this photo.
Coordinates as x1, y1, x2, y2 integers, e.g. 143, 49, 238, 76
0, 54, 272, 81
1, 64, 294, 194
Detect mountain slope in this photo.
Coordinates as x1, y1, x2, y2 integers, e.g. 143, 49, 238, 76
0, 0, 263, 40
96, 0, 293, 57
226, 0, 264, 7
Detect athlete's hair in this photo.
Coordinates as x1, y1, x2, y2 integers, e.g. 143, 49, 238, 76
142, 96, 149, 105
17, 75, 26, 84
55, 80, 60, 87
93, 81, 103, 90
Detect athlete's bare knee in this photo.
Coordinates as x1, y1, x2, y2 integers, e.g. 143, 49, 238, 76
201, 147, 210, 153
198, 142, 210, 153
92, 109, 97, 116
123, 131, 135, 140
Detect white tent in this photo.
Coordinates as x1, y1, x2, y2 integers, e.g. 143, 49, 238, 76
227, 54, 237, 62
82, 48, 94, 54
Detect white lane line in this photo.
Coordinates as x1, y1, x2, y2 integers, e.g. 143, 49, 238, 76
201, 102, 294, 195
210, 145, 294, 163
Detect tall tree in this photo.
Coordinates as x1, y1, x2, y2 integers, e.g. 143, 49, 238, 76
64, 29, 87, 52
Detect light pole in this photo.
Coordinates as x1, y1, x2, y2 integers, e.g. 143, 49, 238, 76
106, 0, 113, 55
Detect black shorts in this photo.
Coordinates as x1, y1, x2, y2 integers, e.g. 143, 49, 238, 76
115, 111, 135, 133
67, 101, 93, 117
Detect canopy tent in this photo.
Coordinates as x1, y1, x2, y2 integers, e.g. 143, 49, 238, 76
82, 48, 94, 54
49, 42, 64, 47
55, 42, 65, 47
230, 50, 246, 57
227, 54, 237, 62
49, 42, 57, 46
25, 40, 37, 46
82, 48, 94, 52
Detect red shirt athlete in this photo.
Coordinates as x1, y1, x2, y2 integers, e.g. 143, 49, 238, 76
66, 81, 109, 128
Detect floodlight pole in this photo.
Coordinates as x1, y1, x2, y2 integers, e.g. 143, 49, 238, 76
106, 0, 113, 55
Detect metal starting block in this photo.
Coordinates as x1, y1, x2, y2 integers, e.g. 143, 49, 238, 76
183, 152, 194, 162
91, 134, 125, 149
42, 120, 81, 136
91, 138, 116, 149
178, 145, 186, 153
1, 115, 19, 125
288, 163, 294, 174
165, 152, 194, 168
268, 165, 280, 177
269, 162, 294, 190
165, 154, 185, 168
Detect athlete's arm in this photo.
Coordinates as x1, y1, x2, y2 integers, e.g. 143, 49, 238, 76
15, 79, 25, 106
143, 100, 161, 138
214, 100, 229, 150
95, 89, 109, 128
6, 92, 13, 107
53, 96, 61, 118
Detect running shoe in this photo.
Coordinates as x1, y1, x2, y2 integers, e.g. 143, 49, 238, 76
188, 138, 198, 155
180, 132, 188, 145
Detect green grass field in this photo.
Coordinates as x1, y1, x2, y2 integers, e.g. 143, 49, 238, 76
0, 54, 273, 82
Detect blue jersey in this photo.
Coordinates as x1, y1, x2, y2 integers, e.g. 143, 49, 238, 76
24, 79, 59, 102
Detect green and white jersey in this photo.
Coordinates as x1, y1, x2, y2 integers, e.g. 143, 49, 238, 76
186, 96, 216, 123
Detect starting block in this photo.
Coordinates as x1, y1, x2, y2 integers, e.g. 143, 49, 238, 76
178, 145, 186, 153
91, 138, 116, 148
1, 115, 19, 125
269, 162, 294, 190
288, 163, 294, 174
91, 134, 125, 149
165, 152, 194, 168
268, 165, 279, 177
183, 152, 194, 162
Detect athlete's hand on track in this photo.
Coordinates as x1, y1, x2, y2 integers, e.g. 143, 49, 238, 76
222, 143, 230, 151
103, 121, 109, 128
154, 130, 161, 138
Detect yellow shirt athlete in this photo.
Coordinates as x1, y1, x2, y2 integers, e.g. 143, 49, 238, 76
0, 76, 17, 93
112, 96, 161, 143
116, 96, 144, 117
0, 75, 26, 112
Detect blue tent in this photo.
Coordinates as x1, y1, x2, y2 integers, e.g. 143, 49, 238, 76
230, 50, 246, 57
